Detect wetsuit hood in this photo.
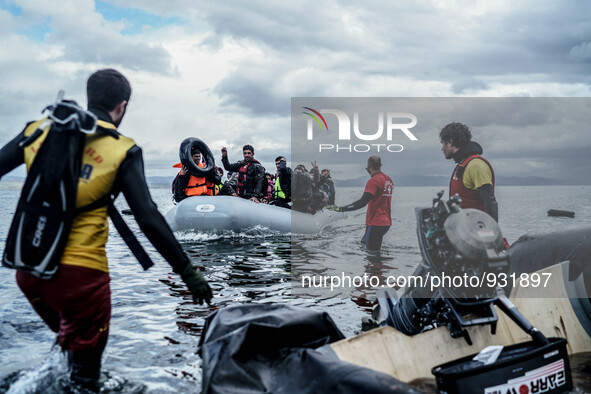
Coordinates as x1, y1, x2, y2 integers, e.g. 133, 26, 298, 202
452, 141, 483, 163
88, 106, 119, 138
88, 106, 113, 123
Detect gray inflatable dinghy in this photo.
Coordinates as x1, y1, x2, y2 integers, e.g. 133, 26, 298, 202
164, 196, 345, 234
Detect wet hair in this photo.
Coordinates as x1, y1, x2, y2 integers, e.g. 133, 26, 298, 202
243, 144, 255, 154
439, 122, 472, 149
275, 156, 286, 163
87, 69, 131, 112
367, 155, 382, 170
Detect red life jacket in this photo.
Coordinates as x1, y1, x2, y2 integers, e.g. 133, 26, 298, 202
236, 159, 261, 197
449, 154, 495, 211
173, 162, 216, 196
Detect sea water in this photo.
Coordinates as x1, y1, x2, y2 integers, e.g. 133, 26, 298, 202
0, 185, 589, 392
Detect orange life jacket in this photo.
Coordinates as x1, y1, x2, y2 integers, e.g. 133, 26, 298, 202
173, 162, 216, 196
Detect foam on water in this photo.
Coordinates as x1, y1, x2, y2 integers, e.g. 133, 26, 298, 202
4, 344, 68, 394
173, 225, 286, 241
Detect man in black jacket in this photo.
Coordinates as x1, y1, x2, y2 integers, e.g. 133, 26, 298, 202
271, 156, 291, 209
221, 144, 266, 202
291, 163, 326, 214
317, 168, 335, 205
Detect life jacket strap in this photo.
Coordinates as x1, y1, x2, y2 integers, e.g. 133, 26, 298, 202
107, 203, 154, 271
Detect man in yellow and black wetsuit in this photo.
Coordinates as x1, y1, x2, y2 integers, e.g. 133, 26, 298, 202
0, 69, 213, 391
439, 122, 498, 222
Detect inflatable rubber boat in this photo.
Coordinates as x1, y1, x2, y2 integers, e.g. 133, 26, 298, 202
164, 195, 346, 234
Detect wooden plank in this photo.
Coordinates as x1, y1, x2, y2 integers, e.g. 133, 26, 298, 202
331, 262, 591, 382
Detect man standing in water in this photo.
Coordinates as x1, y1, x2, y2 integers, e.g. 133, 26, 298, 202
439, 122, 498, 222
335, 155, 393, 251
0, 69, 212, 390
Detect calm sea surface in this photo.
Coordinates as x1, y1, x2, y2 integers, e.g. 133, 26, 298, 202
0, 185, 589, 392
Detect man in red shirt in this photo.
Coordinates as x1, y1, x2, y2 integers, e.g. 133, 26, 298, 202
337, 155, 393, 251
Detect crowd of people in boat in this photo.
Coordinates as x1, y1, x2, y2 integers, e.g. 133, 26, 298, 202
172, 142, 335, 214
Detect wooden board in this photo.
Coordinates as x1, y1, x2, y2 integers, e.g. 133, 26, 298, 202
331, 262, 591, 382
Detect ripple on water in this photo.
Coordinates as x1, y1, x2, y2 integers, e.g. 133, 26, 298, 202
3, 187, 589, 392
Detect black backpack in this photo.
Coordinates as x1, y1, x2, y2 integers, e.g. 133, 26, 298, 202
3, 92, 153, 279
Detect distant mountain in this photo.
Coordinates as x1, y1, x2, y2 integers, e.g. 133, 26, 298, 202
333, 175, 587, 187
495, 176, 577, 186
333, 175, 446, 187
1, 175, 585, 192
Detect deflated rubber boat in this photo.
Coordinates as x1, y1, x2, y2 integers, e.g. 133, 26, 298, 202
164, 195, 346, 234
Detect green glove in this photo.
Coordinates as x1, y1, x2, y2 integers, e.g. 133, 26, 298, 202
326, 205, 342, 212
181, 264, 213, 305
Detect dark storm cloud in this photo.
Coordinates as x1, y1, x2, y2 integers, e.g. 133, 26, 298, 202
214, 75, 289, 115
202, 1, 591, 114
98, 1, 591, 114
44, 18, 175, 75
452, 77, 489, 94
48, 33, 175, 75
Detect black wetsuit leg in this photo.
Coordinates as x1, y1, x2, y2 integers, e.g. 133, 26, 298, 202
361, 226, 390, 251
68, 336, 107, 391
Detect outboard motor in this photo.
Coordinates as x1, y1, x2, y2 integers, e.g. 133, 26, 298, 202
381, 191, 511, 344
377, 191, 575, 393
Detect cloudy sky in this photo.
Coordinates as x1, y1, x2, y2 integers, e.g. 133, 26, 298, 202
1, 0, 590, 182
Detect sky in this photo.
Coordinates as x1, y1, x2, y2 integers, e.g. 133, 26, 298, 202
0, 0, 590, 182
291, 97, 591, 185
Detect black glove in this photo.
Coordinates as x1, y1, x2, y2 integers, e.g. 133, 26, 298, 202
180, 264, 213, 305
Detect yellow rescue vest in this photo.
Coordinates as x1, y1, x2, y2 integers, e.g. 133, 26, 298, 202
272, 178, 286, 200
23, 118, 136, 273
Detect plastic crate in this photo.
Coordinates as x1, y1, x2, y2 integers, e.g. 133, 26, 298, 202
432, 337, 572, 394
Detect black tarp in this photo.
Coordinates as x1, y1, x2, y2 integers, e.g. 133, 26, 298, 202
198, 303, 419, 393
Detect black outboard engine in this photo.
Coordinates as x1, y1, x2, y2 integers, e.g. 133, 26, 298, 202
381, 191, 509, 344
377, 192, 574, 393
